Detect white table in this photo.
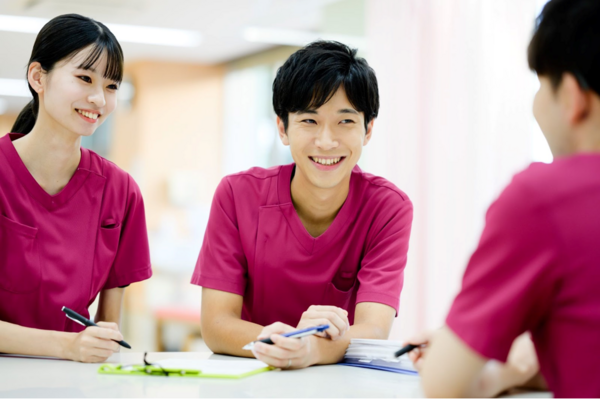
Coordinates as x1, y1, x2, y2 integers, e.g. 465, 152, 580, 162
0, 352, 424, 398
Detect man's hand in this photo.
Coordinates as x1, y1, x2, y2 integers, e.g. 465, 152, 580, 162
251, 322, 318, 369
297, 305, 350, 340
63, 322, 123, 363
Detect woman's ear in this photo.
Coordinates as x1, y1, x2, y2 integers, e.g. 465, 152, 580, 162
27, 62, 45, 94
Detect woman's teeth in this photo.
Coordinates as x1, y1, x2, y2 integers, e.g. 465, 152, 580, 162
77, 109, 99, 120
312, 157, 342, 165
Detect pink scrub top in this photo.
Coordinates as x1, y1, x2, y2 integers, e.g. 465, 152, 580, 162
192, 164, 413, 326
0, 133, 152, 333
446, 155, 600, 398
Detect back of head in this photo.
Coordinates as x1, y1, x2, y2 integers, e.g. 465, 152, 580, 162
272, 40, 379, 131
11, 13, 123, 134
528, 0, 600, 94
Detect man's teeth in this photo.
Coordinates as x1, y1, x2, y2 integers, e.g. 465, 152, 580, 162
77, 110, 99, 120
312, 157, 342, 165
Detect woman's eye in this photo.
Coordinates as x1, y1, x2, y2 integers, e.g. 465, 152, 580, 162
78, 76, 92, 83
107, 84, 119, 90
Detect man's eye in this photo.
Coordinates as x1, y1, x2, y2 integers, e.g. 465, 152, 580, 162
302, 119, 317, 124
107, 84, 119, 90
340, 119, 355, 124
78, 76, 92, 83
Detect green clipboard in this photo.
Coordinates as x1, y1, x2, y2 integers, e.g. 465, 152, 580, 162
98, 362, 274, 379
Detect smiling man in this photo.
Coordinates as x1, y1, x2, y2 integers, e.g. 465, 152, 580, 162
192, 41, 413, 369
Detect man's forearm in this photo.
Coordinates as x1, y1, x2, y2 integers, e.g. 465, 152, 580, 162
201, 316, 265, 358
313, 322, 389, 365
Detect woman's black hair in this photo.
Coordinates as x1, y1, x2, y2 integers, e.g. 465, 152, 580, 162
11, 13, 124, 134
273, 41, 379, 132
528, 0, 600, 94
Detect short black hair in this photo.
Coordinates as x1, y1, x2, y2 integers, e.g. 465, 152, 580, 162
528, 0, 600, 94
273, 40, 379, 131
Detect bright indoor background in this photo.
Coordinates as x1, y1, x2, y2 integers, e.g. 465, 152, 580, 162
0, 0, 552, 351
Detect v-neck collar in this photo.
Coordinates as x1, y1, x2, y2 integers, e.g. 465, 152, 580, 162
0, 133, 91, 211
276, 163, 358, 255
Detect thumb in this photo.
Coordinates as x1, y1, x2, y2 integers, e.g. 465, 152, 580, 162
96, 321, 120, 331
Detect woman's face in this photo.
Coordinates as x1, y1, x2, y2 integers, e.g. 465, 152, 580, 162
37, 45, 120, 137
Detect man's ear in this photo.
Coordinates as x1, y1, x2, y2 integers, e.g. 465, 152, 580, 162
28, 62, 45, 94
277, 116, 290, 146
363, 119, 375, 146
561, 72, 591, 126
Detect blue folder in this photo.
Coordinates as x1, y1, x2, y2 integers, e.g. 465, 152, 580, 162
339, 357, 419, 376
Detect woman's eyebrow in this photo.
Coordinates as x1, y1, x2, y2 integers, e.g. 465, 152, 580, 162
76, 66, 97, 73
338, 108, 359, 114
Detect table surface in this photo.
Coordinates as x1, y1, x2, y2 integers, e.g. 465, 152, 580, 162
0, 352, 550, 398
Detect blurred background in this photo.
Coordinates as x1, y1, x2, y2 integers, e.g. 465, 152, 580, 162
0, 0, 552, 352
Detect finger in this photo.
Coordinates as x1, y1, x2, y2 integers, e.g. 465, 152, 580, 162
303, 312, 348, 338
308, 305, 348, 318
88, 336, 121, 352
252, 342, 295, 361
271, 335, 306, 351
403, 330, 432, 346
257, 322, 295, 340
85, 326, 123, 342
253, 350, 293, 369
96, 321, 119, 331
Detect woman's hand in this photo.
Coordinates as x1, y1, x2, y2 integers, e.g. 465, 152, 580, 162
251, 322, 318, 369
63, 322, 123, 363
297, 305, 350, 340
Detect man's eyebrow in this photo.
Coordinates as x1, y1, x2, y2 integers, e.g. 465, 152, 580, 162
338, 108, 359, 115
296, 109, 318, 115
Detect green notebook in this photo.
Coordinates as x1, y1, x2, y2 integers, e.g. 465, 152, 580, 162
99, 358, 274, 379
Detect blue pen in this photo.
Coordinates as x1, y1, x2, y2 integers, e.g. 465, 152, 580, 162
242, 324, 330, 350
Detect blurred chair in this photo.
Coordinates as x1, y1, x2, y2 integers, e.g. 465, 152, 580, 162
154, 307, 201, 352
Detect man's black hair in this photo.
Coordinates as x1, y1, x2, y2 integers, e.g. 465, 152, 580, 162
528, 0, 600, 94
273, 40, 379, 132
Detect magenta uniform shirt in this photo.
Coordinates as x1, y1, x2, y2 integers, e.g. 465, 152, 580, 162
0, 133, 152, 333
192, 164, 412, 327
446, 154, 600, 398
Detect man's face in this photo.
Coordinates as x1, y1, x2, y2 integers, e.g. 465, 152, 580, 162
533, 75, 570, 157
278, 86, 373, 190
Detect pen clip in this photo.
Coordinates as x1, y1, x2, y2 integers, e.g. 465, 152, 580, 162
65, 313, 86, 326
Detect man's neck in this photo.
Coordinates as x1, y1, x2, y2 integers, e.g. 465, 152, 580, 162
290, 167, 350, 238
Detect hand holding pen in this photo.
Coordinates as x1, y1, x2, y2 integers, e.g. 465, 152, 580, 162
248, 322, 330, 370
61, 306, 130, 363
401, 330, 434, 371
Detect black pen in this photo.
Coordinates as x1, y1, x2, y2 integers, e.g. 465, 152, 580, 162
394, 343, 419, 357
61, 306, 131, 349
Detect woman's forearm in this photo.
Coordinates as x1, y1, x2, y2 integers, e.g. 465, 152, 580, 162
0, 320, 73, 358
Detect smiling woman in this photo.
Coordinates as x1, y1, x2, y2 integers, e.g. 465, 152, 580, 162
0, 14, 152, 363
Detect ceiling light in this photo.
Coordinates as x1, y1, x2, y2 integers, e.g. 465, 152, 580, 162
0, 14, 202, 47
0, 79, 31, 98
242, 27, 367, 50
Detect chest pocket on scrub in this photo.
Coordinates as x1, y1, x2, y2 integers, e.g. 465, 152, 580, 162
321, 268, 358, 310
97, 219, 122, 267
0, 214, 41, 294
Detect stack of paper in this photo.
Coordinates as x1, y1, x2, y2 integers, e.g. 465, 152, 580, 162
339, 339, 418, 376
